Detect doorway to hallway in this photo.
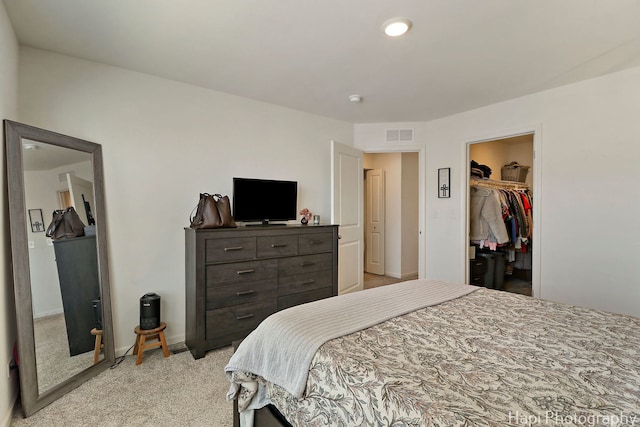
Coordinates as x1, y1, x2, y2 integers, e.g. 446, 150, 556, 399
363, 152, 419, 287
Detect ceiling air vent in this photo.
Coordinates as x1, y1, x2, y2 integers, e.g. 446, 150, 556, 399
385, 128, 414, 142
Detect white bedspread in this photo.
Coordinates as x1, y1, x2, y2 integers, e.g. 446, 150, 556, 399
225, 279, 476, 399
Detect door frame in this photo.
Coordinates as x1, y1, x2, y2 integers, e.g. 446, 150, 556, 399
463, 124, 542, 298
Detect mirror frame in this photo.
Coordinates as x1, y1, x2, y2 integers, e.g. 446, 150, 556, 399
4, 120, 115, 416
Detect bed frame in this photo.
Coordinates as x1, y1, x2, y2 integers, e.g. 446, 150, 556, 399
232, 340, 291, 427
232, 400, 291, 427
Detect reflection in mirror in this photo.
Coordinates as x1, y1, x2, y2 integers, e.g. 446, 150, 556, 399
22, 140, 99, 394
5, 121, 114, 417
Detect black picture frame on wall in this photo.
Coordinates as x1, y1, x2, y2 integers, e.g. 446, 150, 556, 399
28, 209, 45, 232
438, 168, 450, 198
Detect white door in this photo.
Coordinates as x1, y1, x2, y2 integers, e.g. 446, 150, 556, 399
66, 174, 95, 226
365, 169, 385, 275
331, 140, 364, 294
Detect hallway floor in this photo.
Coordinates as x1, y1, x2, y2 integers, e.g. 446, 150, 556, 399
364, 272, 532, 297
363, 272, 418, 289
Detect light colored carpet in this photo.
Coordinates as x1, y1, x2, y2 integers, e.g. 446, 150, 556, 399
33, 314, 95, 394
12, 345, 234, 427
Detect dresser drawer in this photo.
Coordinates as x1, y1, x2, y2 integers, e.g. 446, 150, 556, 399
206, 280, 278, 310
256, 235, 298, 258
205, 237, 256, 263
298, 232, 333, 254
206, 259, 277, 286
205, 299, 276, 340
278, 287, 333, 310
279, 253, 332, 276
279, 270, 332, 295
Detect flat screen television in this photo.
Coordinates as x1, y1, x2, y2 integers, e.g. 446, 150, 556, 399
232, 177, 298, 225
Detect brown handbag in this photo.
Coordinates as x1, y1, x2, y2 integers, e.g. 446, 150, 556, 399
46, 207, 86, 240
190, 193, 237, 229
213, 194, 237, 228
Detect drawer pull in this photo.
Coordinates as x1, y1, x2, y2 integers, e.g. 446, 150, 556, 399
271, 243, 288, 248
236, 290, 255, 296
308, 240, 321, 245
236, 314, 254, 320
224, 246, 244, 252
299, 279, 315, 286
237, 269, 255, 275
301, 262, 315, 267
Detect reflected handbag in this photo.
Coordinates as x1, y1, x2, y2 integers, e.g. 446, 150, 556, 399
46, 207, 86, 240
189, 193, 237, 229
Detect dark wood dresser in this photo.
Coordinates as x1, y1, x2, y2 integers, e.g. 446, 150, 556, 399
185, 224, 338, 359
53, 235, 101, 356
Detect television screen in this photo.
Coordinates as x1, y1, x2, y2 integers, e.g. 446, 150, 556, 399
232, 178, 298, 223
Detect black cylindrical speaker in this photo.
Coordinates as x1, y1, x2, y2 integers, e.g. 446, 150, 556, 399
140, 293, 161, 330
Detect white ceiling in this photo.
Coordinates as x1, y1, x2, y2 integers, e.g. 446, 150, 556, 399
5, 0, 640, 123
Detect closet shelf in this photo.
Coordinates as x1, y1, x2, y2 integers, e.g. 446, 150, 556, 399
470, 177, 529, 190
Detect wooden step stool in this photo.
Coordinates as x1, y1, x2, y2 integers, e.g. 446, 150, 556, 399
133, 322, 170, 365
91, 328, 103, 365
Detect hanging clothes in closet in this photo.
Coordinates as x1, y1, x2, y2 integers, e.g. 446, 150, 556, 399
470, 178, 533, 253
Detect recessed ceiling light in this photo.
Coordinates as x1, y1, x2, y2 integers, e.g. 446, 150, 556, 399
383, 18, 412, 37
22, 143, 38, 150
348, 94, 362, 103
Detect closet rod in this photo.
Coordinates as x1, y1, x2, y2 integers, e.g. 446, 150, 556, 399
470, 177, 529, 190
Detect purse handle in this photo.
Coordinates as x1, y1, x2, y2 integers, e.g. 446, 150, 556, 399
189, 193, 212, 227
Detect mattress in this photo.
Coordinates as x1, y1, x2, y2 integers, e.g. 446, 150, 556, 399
229, 285, 640, 426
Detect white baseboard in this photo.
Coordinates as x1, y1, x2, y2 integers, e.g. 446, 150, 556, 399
401, 271, 419, 280
33, 308, 64, 319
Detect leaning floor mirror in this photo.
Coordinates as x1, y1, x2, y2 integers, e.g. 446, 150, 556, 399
5, 120, 115, 417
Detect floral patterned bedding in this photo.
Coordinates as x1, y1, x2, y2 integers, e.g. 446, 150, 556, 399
251, 288, 640, 426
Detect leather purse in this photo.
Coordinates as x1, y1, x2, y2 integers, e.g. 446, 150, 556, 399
190, 193, 237, 229
46, 207, 86, 240
214, 194, 237, 228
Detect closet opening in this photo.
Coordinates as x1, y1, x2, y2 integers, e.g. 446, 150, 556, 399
467, 134, 534, 296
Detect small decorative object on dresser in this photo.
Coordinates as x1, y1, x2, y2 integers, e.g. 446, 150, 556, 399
299, 208, 312, 225
184, 224, 338, 359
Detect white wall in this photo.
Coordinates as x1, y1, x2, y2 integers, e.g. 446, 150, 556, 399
0, 2, 20, 425
400, 153, 419, 278
18, 47, 354, 353
356, 66, 640, 318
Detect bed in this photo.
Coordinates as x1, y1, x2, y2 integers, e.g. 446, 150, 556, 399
225, 280, 640, 427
